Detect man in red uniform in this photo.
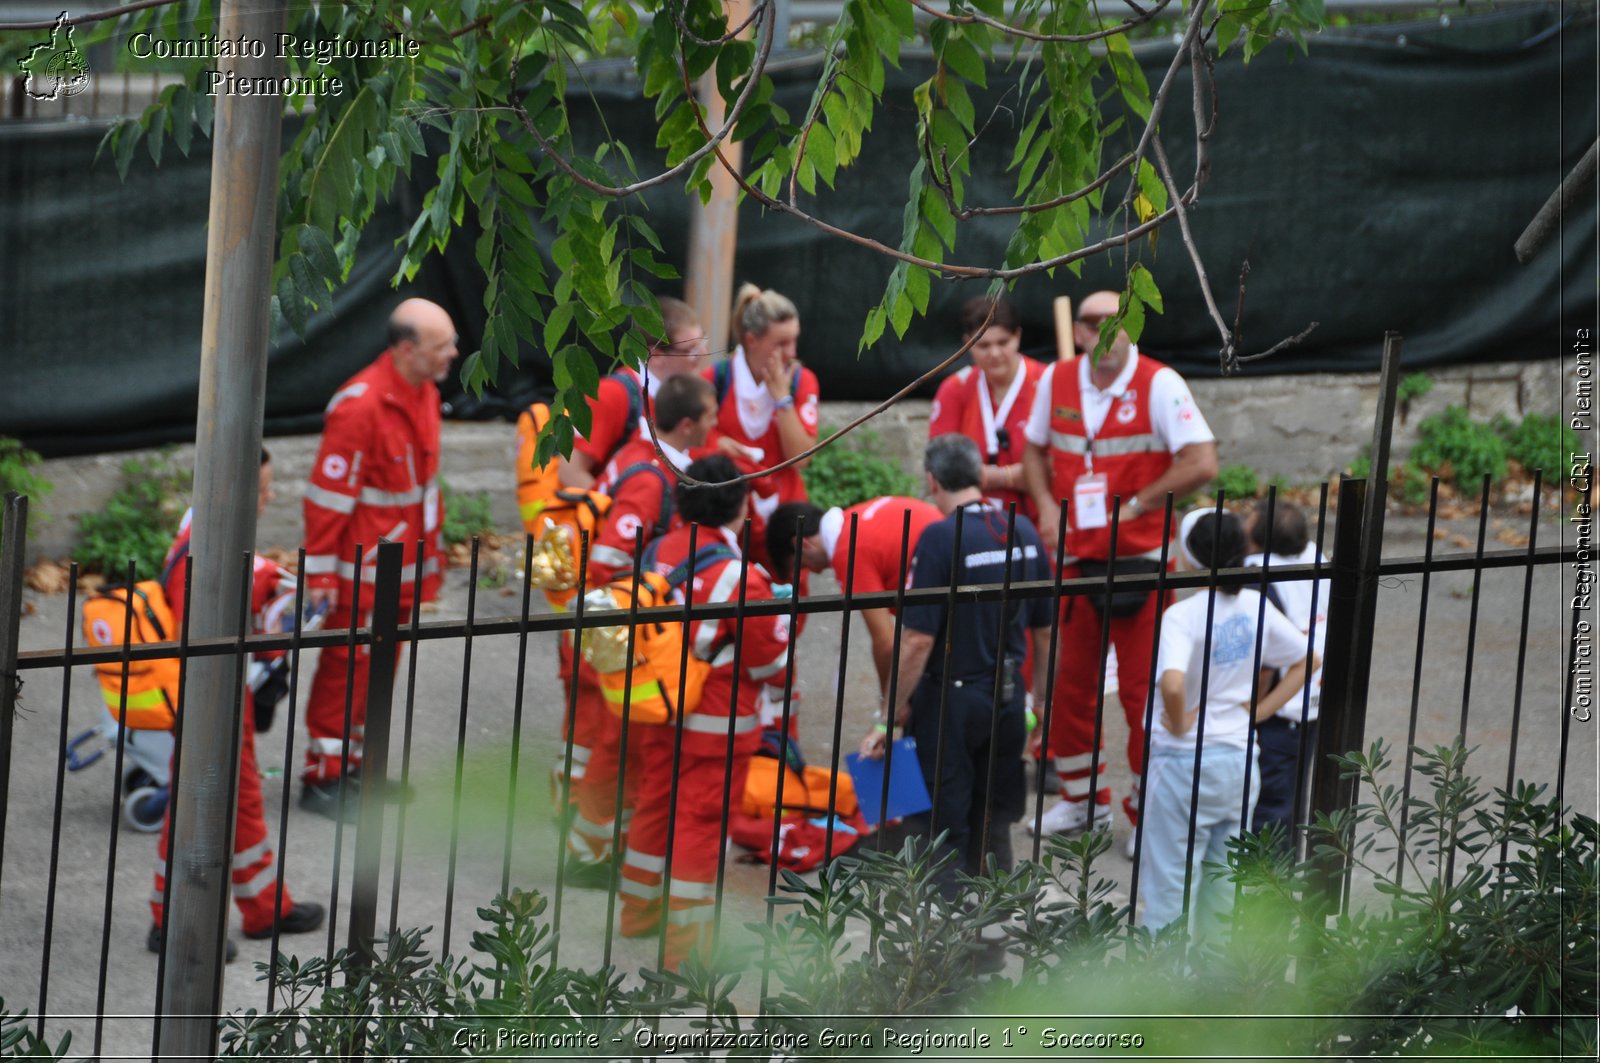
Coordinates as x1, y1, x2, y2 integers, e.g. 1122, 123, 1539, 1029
564, 374, 718, 876
618, 454, 791, 968
300, 298, 455, 817
149, 452, 324, 956
766, 496, 940, 691
558, 296, 709, 489
1021, 291, 1218, 837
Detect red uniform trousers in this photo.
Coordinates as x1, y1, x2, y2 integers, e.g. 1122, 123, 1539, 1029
152, 707, 293, 934
1046, 564, 1163, 821
618, 725, 752, 969
559, 638, 639, 863
302, 598, 373, 783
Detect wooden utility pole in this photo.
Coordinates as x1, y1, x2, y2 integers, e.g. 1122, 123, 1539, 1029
154, 0, 284, 1057
684, 0, 755, 354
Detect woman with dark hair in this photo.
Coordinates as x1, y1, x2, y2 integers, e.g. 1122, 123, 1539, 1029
927, 295, 1047, 523
1136, 508, 1316, 940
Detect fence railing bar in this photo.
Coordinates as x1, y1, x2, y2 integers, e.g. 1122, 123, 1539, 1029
876, 508, 917, 852
323, 542, 365, 985
347, 540, 404, 969
1127, 498, 1177, 922
1029, 499, 1071, 863
927, 507, 967, 849
387, 545, 428, 939
1084, 505, 1121, 841
1179, 491, 1227, 935
549, 530, 592, 972
207, 552, 256, 1020
14, 546, 1577, 673
1444, 475, 1494, 891
1500, 469, 1544, 870
1240, 489, 1281, 838
151, 555, 195, 1041
655, 522, 699, 973
601, 528, 650, 972
440, 538, 482, 959
500, 534, 538, 900
1289, 482, 1333, 860
37, 561, 78, 1041
93, 559, 140, 1059
820, 514, 860, 869
758, 524, 810, 1014
710, 522, 757, 965
1397, 477, 1445, 887
977, 505, 1020, 871
267, 548, 311, 1008
0, 492, 27, 906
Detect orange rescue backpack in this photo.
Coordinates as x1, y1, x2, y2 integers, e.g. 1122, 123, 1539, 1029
579, 543, 737, 725
81, 580, 182, 731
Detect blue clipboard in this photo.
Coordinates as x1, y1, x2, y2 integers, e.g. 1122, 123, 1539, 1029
846, 737, 932, 827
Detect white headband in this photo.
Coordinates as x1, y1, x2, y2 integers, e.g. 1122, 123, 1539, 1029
1177, 506, 1221, 571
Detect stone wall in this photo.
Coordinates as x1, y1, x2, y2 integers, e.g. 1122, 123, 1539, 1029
16, 358, 1570, 564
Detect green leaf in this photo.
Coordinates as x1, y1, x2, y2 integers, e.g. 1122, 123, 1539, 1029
940, 36, 987, 89
1129, 263, 1163, 316
804, 122, 838, 188
170, 87, 193, 156
297, 224, 340, 283
544, 302, 575, 354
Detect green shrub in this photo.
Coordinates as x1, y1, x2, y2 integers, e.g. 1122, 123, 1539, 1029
1212, 463, 1259, 503
1497, 411, 1582, 480
74, 452, 191, 578
0, 437, 53, 503
803, 429, 920, 512
1395, 371, 1433, 405
198, 741, 1594, 1060
441, 478, 495, 545
1411, 405, 1508, 487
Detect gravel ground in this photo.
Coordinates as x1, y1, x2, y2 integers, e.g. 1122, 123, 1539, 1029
0, 500, 1592, 1058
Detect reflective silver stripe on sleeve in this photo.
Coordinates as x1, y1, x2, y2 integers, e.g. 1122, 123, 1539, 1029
664, 879, 717, 901
747, 653, 788, 681
1048, 431, 1089, 455
665, 903, 716, 925
692, 564, 745, 660
709, 645, 737, 669
325, 382, 368, 414
336, 561, 418, 587
1090, 434, 1165, 457
681, 712, 759, 736
304, 484, 358, 514
618, 876, 661, 900
360, 486, 424, 507
303, 554, 340, 575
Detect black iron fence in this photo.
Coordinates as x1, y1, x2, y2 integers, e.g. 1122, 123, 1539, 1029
0, 457, 1585, 1058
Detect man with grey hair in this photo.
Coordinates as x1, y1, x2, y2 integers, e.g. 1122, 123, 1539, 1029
859, 434, 1054, 893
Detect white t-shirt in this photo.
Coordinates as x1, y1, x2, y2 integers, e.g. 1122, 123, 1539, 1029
1152, 589, 1307, 751
1022, 348, 1215, 454
1245, 545, 1329, 721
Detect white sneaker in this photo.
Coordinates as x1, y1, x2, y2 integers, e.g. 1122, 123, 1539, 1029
1124, 829, 1138, 861
1026, 799, 1111, 837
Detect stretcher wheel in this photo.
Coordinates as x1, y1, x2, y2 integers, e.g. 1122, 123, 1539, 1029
123, 786, 168, 833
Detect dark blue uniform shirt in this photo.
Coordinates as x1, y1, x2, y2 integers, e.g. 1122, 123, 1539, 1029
902, 502, 1053, 682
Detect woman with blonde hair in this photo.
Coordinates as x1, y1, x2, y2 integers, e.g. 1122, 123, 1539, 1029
703, 284, 821, 560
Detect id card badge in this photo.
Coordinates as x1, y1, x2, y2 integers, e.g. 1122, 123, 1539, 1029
1073, 472, 1109, 530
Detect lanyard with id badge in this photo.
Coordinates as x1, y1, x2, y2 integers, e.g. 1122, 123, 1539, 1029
1072, 385, 1130, 532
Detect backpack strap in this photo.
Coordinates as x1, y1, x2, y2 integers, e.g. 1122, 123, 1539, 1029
608, 461, 675, 538
125, 584, 171, 642
607, 370, 644, 451
658, 543, 740, 594
158, 539, 190, 591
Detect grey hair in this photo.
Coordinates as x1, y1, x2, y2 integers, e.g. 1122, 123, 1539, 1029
924, 433, 983, 492
731, 282, 798, 343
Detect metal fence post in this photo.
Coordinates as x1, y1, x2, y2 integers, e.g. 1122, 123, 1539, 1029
1308, 333, 1402, 903
347, 540, 405, 967
0, 492, 28, 905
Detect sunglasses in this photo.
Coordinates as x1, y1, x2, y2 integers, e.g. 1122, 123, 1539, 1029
989, 426, 1011, 462
1076, 313, 1114, 329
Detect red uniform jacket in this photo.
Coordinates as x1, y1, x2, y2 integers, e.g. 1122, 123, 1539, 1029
929, 357, 1046, 520
827, 496, 941, 596
302, 351, 443, 609
588, 439, 683, 585
646, 524, 791, 757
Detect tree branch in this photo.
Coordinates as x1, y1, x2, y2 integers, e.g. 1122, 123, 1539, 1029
905, 0, 1176, 45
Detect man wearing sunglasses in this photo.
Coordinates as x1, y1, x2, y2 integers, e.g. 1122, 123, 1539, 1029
1020, 289, 1219, 841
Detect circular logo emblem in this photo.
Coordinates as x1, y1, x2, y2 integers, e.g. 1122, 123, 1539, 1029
1115, 402, 1137, 424
322, 454, 349, 480
48, 50, 90, 97
799, 395, 819, 429
91, 618, 114, 646
615, 513, 643, 543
